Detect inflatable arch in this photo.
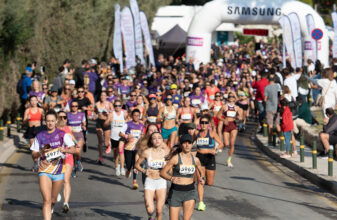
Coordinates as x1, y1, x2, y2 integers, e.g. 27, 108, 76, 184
186, 0, 329, 68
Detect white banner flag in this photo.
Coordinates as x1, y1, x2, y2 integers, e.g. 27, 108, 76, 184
288, 13, 302, 68
306, 14, 317, 62
140, 11, 155, 68
113, 4, 123, 73
332, 12, 337, 58
121, 7, 136, 69
279, 15, 296, 69
130, 0, 144, 64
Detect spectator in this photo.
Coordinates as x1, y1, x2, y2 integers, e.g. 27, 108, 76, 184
280, 98, 294, 158
83, 67, 98, 95
52, 66, 67, 93
296, 67, 309, 103
252, 70, 269, 127
18, 66, 33, 114
319, 108, 337, 158
283, 68, 301, 100
264, 76, 281, 144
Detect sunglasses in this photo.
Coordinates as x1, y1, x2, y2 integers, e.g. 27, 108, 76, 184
107, 90, 113, 93
78, 91, 84, 93
114, 105, 122, 107
84, 87, 89, 90
59, 116, 67, 119
228, 96, 235, 98
215, 95, 220, 97
71, 105, 78, 107
156, 94, 161, 96
65, 88, 70, 90
131, 94, 136, 97
149, 98, 156, 100
166, 98, 172, 101
43, 88, 48, 90
200, 121, 209, 124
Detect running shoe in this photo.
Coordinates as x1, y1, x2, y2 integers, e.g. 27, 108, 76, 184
280, 153, 291, 158
77, 160, 84, 172
126, 170, 131, 178
71, 167, 77, 178
106, 145, 112, 154
226, 161, 234, 168
116, 165, 121, 176
318, 151, 329, 159
63, 203, 69, 213
51, 208, 54, 214
97, 157, 104, 165
121, 168, 126, 176
132, 183, 139, 190
57, 193, 61, 202
292, 151, 298, 157
197, 201, 206, 211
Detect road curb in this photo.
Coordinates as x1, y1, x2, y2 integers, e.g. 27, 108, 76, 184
0, 132, 24, 166
253, 134, 337, 195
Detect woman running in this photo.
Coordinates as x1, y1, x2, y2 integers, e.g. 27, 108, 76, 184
66, 101, 86, 176
194, 115, 223, 211
145, 94, 159, 126
209, 92, 224, 142
217, 92, 242, 168
157, 94, 178, 148
105, 100, 128, 176
135, 95, 146, 123
30, 110, 77, 220
120, 109, 145, 189
28, 80, 45, 107
176, 97, 197, 137
160, 134, 204, 220
95, 91, 113, 163
135, 132, 169, 220
56, 111, 80, 213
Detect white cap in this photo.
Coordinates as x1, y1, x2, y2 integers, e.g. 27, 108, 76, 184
69, 80, 75, 85
90, 58, 97, 65
201, 104, 209, 111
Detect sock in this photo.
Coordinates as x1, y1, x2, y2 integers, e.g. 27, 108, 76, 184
227, 156, 232, 163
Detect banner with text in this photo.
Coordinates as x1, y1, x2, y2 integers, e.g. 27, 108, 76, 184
288, 12, 302, 68
279, 15, 296, 69
332, 12, 337, 58
113, 4, 123, 72
130, 0, 144, 64
140, 11, 155, 67
121, 7, 136, 69
305, 14, 317, 62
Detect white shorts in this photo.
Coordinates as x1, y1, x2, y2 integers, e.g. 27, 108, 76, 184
144, 177, 167, 191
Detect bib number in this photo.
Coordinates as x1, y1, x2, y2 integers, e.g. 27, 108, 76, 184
192, 99, 201, 106
210, 95, 215, 100
150, 160, 166, 169
148, 116, 157, 123
112, 120, 124, 127
179, 165, 195, 175
197, 138, 209, 146
227, 111, 236, 117
131, 129, 141, 139
181, 114, 192, 120
45, 149, 62, 162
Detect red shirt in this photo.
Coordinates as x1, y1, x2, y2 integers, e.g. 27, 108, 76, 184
252, 78, 269, 101
281, 106, 294, 132
205, 86, 220, 103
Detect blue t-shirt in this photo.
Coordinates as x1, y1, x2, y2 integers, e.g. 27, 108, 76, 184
172, 94, 181, 107
22, 75, 32, 100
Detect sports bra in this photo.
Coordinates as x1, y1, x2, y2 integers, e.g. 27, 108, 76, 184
224, 103, 237, 118
172, 153, 196, 178
147, 148, 166, 170
147, 105, 159, 123
28, 108, 42, 122
196, 130, 215, 150
164, 106, 176, 120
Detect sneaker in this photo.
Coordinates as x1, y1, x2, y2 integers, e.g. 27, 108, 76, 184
106, 145, 112, 154
226, 162, 234, 168
126, 170, 131, 178
76, 161, 84, 172
121, 168, 126, 176
132, 183, 139, 190
197, 201, 206, 211
292, 151, 298, 157
71, 167, 77, 178
116, 165, 121, 176
51, 208, 54, 214
318, 151, 328, 159
63, 203, 69, 213
57, 193, 61, 202
97, 157, 104, 165
280, 153, 291, 158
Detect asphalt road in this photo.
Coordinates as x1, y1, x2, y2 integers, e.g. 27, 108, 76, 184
0, 121, 337, 220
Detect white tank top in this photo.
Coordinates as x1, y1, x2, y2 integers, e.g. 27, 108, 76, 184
110, 111, 126, 140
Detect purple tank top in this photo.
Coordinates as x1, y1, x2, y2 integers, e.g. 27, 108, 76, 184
67, 112, 85, 132
29, 91, 44, 100
125, 121, 144, 138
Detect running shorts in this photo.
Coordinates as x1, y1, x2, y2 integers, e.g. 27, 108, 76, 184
167, 183, 198, 207
38, 173, 64, 182
224, 121, 237, 133
24, 126, 43, 139
144, 177, 167, 190
161, 126, 178, 140
73, 131, 84, 142
96, 118, 111, 131
65, 153, 74, 167
196, 152, 216, 170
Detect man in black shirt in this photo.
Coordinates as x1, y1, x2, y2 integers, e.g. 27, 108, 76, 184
74, 60, 88, 88
319, 108, 337, 158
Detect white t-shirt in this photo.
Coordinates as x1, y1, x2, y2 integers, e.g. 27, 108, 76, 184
284, 73, 301, 99
317, 79, 337, 109
30, 133, 74, 152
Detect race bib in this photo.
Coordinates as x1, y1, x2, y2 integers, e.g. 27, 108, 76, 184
197, 138, 209, 146
209, 95, 215, 100
184, 92, 190, 97
112, 120, 124, 127
179, 165, 195, 175
192, 99, 201, 106
84, 75, 90, 85
72, 125, 82, 132
148, 116, 157, 123
45, 148, 62, 162
214, 106, 221, 112
131, 129, 141, 139
150, 160, 166, 169
227, 111, 236, 117
173, 104, 179, 108
181, 114, 192, 120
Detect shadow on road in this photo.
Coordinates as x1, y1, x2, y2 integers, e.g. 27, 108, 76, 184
91, 208, 142, 219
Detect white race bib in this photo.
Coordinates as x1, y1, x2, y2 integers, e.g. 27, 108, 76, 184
181, 114, 192, 120
45, 148, 62, 162
179, 165, 195, 175
149, 160, 166, 169
72, 126, 82, 132
214, 106, 221, 112
210, 95, 215, 100
131, 129, 141, 139
192, 99, 201, 106
197, 138, 209, 146
148, 116, 157, 123
227, 111, 236, 117
112, 120, 124, 127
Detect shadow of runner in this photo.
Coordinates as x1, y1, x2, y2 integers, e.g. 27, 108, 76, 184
88, 175, 130, 189
3, 198, 41, 210
0, 163, 30, 172
91, 208, 142, 219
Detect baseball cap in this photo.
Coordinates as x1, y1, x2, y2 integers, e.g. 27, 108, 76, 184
180, 134, 193, 143
170, 84, 178, 89
90, 59, 97, 65
149, 94, 156, 99
25, 67, 32, 73
51, 85, 58, 92
201, 104, 209, 111
69, 80, 75, 85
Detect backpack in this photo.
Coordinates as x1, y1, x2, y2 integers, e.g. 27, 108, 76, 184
16, 76, 25, 96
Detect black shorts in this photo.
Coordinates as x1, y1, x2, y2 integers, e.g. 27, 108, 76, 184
196, 152, 216, 170
329, 134, 337, 145
237, 102, 249, 111
24, 126, 44, 139
110, 139, 119, 148
96, 118, 111, 131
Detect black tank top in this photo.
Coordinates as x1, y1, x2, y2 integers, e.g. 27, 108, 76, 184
172, 153, 196, 178
147, 105, 159, 117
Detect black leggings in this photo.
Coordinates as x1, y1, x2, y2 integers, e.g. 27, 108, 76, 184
124, 150, 137, 180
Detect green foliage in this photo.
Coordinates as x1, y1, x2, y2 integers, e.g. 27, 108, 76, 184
234, 32, 254, 45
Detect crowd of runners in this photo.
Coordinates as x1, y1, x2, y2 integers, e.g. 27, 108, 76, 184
17, 41, 337, 220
